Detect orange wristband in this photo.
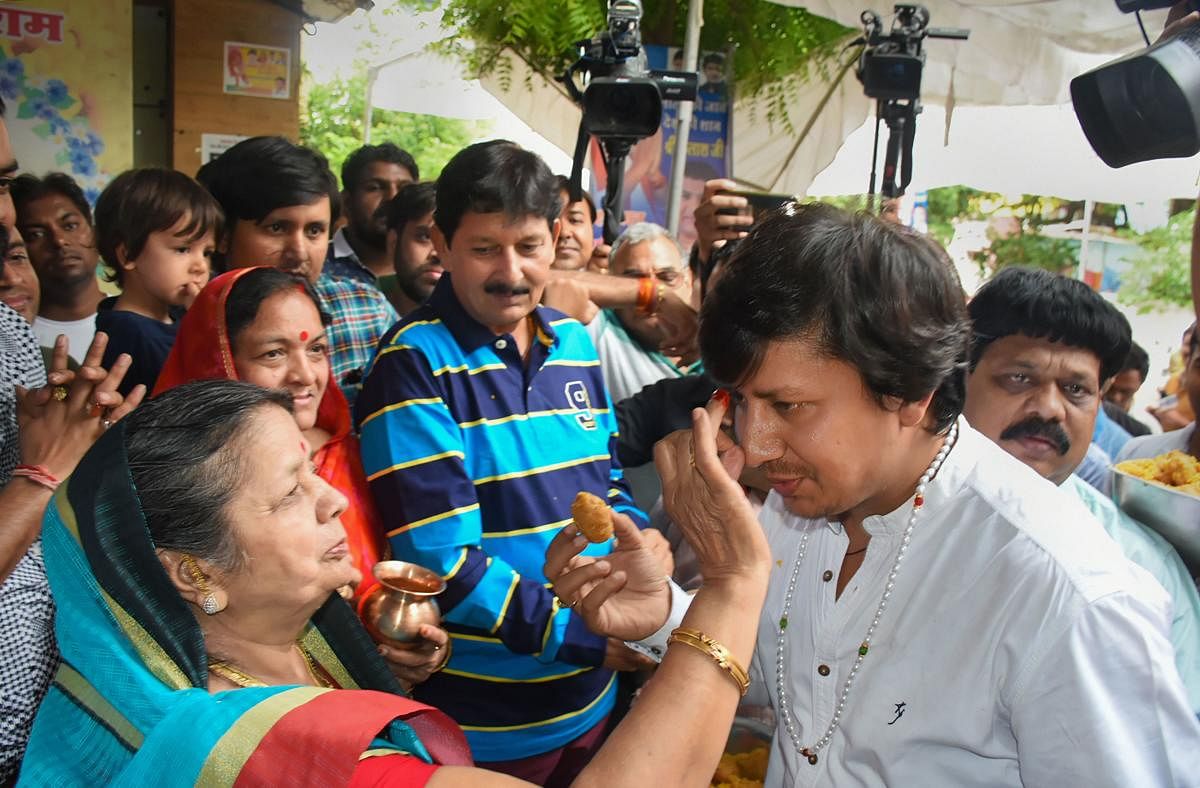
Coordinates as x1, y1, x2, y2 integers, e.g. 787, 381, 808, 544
635, 277, 655, 314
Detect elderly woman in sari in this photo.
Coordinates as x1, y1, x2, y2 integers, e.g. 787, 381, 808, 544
151, 267, 447, 685
20, 378, 771, 786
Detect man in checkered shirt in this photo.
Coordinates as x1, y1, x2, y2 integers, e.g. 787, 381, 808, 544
197, 136, 398, 409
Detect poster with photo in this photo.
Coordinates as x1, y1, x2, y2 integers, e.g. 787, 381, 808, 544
588, 45, 733, 250
223, 41, 291, 99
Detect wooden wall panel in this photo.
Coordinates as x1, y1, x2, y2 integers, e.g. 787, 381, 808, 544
170, 0, 302, 174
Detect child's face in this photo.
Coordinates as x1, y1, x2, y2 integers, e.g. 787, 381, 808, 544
127, 218, 214, 309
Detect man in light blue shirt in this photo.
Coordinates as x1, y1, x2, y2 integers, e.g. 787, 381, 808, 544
963, 267, 1200, 714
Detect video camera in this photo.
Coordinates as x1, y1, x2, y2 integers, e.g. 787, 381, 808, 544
561, 0, 698, 242
855, 4, 968, 102
852, 5, 968, 200
1071, 0, 1200, 168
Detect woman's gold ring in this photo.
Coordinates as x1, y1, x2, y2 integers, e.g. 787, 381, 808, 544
52, 385, 68, 402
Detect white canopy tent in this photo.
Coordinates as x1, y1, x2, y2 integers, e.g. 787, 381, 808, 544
467, 1, 1182, 201
360, 1, 1188, 203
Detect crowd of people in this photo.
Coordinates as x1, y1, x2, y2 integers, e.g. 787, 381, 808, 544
3, 17, 1200, 785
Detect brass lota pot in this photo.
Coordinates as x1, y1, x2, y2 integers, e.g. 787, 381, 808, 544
358, 560, 446, 650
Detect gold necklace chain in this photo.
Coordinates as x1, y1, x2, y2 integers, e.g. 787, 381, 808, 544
208, 644, 330, 689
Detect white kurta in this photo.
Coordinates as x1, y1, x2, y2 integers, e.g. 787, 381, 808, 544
737, 420, 1200, 786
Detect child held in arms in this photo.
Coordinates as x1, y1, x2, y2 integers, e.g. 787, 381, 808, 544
93, 168, 222, 395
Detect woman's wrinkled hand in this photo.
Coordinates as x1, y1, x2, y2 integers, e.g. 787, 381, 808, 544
378, 624, 450, 691
654, 394, 771, 587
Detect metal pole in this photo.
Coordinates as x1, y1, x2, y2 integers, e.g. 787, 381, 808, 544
666, 0, 703, 237
363, 66, 378, 144
1078, 198, 1095, 284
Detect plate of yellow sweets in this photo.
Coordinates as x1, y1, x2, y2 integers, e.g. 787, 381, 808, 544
1113, 450, 1200, 575
712, 717, 771, 788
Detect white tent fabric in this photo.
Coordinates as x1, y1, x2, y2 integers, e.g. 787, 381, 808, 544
771, 1, 1169, 106
367, 1, 1180, 201
808, 101, 1200, 203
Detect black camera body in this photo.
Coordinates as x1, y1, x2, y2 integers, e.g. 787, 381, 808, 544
564, 1, 697, 142
1072, 0, 1200, 168
856, 5, 968, 102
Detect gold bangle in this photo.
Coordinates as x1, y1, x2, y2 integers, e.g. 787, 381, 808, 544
667, 627, 750, 696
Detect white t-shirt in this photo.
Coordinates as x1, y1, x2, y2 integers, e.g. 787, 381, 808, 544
584, 309, 693, 403
645, 419, 1200, 786
1116, 423, 1195, 462
32, 315, 95, 364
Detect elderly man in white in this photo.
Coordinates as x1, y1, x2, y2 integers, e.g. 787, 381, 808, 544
546, 203, 1200, 787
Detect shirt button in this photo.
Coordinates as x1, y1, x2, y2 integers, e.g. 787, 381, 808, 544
822, 570, 833, 582
817, 664, 831, 677
495, 339, 508, 350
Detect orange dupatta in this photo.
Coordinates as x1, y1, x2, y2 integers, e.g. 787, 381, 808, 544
154, 268, 385, 598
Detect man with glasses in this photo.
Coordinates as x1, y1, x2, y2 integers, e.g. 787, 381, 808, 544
586, 222, 699, 402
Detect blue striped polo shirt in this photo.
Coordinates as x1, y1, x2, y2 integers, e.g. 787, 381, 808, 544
356, 274, 647, 762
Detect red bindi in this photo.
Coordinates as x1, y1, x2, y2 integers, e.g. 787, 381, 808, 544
299, 330, 309, 341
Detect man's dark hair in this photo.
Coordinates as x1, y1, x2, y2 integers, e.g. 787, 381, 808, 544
384, 181, 437, 235
341, 143, 419, 193
94, 168, 224, 285
225, 267, 331, 350
12, 172, 93, 227
554, 175, 597, 223
701, 202, 969, 433
125, 379, 294, 571
0, 96, 7, 117
702, 52, 725, 68
195, 136, 340, 227
968, 266, 1132, 385
434, 140, 559, 245
1122, 341, 1150, 382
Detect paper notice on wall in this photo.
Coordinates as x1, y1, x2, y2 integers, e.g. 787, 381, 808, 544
200, 133, 248, 164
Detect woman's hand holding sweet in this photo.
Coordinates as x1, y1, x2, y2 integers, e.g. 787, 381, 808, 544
379, 624, 451, 692
654, 395, 772, 589
16, 333, 145, 481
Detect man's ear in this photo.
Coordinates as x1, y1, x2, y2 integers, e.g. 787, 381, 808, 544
551, 217, 562, 246
385, 228, 398, 267
431, 224, 451, 270
894, 390, 937, 430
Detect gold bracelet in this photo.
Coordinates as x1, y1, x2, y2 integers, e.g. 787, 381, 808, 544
666, 627, 750, 696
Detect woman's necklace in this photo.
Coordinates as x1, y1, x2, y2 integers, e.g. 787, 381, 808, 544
208, 644, 331, 689
775, 422, 958, 766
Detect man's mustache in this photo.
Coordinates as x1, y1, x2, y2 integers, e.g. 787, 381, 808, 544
999, 416, 1071, 455
484, 281, 531, 296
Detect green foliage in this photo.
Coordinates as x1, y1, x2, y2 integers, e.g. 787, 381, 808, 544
980, 233, 1079, 276
392, 0, 853, 128
299, 70, 482, 183
1119, 206, 1195, 313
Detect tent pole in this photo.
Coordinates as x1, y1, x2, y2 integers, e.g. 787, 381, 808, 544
1078, 198, 1095, 284
666, 0, 703, 238
364, 65, 379, 144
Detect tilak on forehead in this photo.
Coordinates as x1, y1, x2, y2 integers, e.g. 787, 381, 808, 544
300, 330, 309, 341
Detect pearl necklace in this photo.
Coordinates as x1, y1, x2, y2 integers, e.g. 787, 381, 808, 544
775, 422, 958, 766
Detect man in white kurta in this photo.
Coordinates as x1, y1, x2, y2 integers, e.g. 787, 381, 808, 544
595, 204, 1200, 786
742, 420, 1198, 786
